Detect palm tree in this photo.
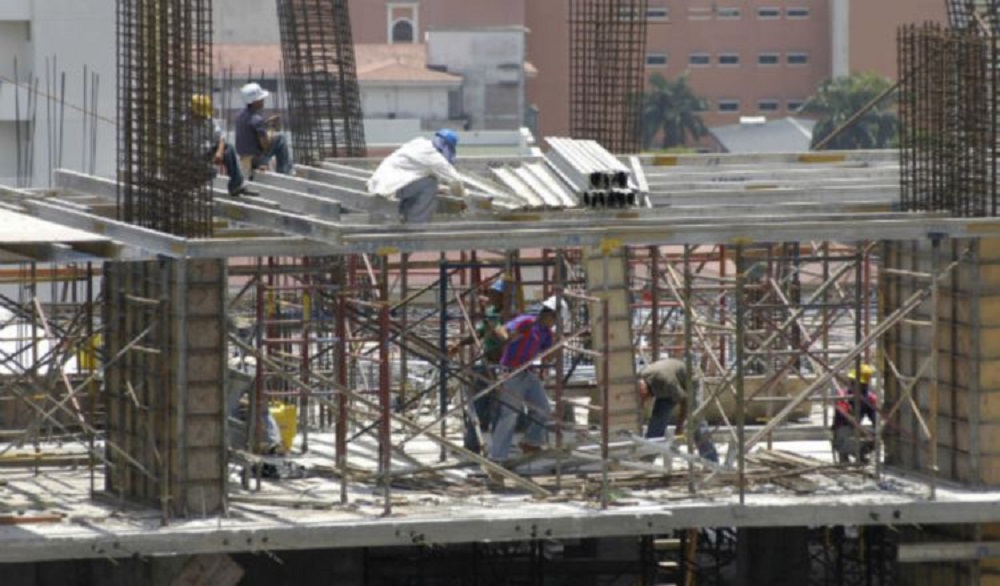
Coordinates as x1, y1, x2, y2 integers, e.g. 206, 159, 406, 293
804, 73, 899, 150
640, 73, 708, 150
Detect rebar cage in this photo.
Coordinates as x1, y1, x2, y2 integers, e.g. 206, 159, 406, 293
116, 0, 214, 238
568, 0, 649, 155
277, 0, 367, 165
898, 22, 1000, 217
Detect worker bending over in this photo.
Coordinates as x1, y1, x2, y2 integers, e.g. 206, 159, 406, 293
191, 94, 256, 197
367, 129, 468, 224
638, 357, 718, 463
831, 364, 878, 464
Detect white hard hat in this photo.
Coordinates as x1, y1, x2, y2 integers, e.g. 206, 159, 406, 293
541, 296, 571, 325
241, 82, 269, 105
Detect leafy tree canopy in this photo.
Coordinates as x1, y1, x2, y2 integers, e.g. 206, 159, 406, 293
640, 72, 708, 150
805, 72, 899, 150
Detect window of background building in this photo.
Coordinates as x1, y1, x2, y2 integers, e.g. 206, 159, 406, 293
647, 5, 669, 20
787, 52, 809, 65
718, 53, 740, 66
786, 7, 811, 19
391, 20, 414, 43
787, 99, 805, 112
757, 7, 781, 19
758, 99, 780, 112
688, 7, 712, 20
758, 53, 780, 66
388, 2, 418, 44
689, 53, 711, 66
646, 53, 669, 67
716, 7, 742, 20
718, 100, 741, 112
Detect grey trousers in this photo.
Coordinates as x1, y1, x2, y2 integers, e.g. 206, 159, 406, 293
397, 176, 439, 223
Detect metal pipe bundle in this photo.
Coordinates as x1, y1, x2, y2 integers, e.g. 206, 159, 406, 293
545, 137, 639, 209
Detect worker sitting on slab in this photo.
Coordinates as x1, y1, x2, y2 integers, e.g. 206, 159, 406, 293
449, 277, 509, 454
488, 296, 565, 463
235, 82, 293, 176
638, 357, 718, 463
366, 129, 469, 224
831, 364, 878, 464
191, 94, 257, 198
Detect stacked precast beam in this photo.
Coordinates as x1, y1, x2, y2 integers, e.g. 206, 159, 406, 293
545, 137, 639, 208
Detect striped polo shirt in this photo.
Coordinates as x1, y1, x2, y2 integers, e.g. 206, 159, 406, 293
499, 314, 553, 369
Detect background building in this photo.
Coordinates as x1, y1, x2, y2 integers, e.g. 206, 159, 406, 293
0, 0, 117, 185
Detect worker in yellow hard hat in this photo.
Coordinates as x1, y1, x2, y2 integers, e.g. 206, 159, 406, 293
191, 94, 257, 198
831, 363, 878, 464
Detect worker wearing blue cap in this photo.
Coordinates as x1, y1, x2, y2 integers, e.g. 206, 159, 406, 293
449, 276, 508, 453
367, 128, 468, 223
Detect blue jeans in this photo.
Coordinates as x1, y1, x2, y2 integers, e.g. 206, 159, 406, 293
463, 363, 498, 453
220, 143, 246, 194
645, 397, 718, 462
252, 133, 293, 174
397, 176, 439, 224
489, 370, 551, 461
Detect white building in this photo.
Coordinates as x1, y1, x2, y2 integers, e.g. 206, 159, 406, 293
0, 0, 117, 186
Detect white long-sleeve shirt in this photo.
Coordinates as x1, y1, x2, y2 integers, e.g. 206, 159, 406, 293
367, 137, 463, 197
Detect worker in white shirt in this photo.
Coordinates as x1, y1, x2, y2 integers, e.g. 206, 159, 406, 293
366, 128, 468, 223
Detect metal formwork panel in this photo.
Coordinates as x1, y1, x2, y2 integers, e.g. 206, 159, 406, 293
568, 0, 649, 154
116, 0, 214, 237
277, 0, 367, 165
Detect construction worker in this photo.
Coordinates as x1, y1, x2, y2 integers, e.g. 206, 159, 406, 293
366, 129, 469, 223
831, 364, 878, 464
638, 357, 718, 463
488, 296, 564, 462
449, 277, 508, 454
191, 94, 256, 197
235, 82, 293, 175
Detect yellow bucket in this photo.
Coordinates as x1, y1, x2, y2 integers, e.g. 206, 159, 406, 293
268, 403, 298, 452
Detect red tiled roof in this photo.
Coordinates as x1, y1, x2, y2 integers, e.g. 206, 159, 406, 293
214, 43, 461, 84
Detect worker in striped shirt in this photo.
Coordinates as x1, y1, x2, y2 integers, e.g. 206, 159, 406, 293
488, 297, 563, 462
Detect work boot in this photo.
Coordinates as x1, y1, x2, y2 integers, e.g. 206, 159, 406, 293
518, 442, 543, 456
230, 185, 259, 198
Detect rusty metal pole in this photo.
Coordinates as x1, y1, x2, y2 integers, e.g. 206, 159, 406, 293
600, 296, 611, 509
379, 257, 392, 516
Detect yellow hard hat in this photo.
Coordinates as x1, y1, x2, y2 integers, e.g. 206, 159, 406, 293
847, 364, 874, 385
191, 94, 213, 118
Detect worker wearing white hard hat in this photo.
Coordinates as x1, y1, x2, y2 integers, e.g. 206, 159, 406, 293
367, 128, 468, 223
235, 82, 293, 175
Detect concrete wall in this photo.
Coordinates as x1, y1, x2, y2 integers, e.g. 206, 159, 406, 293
214, 0, 280, 44
849, 0, 947, 80
361, 85, 451, 121
348, 0, 527, 44
427, 28, 526, 130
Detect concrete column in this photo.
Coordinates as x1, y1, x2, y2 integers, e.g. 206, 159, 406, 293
831, 0, 850, 78
103, 259, 227, 518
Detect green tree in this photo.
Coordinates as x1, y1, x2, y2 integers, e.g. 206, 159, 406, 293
640, 73, 708, 150
805, 73, 899, 150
